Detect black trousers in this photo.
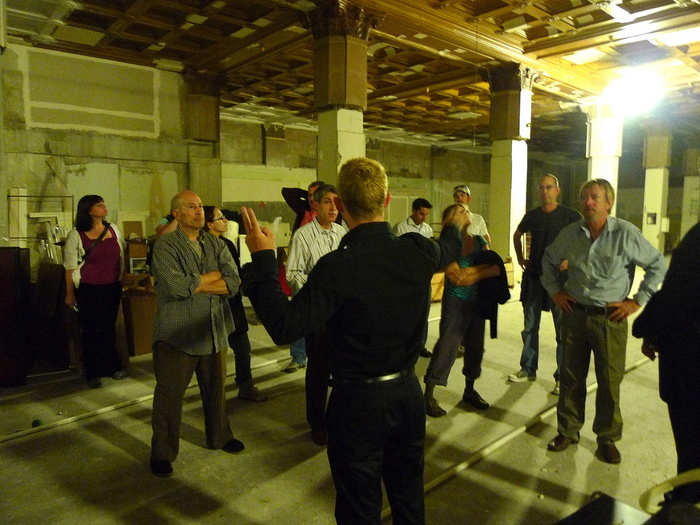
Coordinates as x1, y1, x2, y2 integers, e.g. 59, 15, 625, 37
305, 331, 331, 432
228, 331, 253, 385
76, 282, 122, 380
327, 374, 425, 525
668, 401, 700, 502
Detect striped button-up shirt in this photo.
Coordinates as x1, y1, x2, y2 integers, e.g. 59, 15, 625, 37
151, 228, 240, 356
286, 218, 347, 295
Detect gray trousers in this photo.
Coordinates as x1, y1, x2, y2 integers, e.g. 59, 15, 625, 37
151, 342, 234, 462
424, 294, 485, 387
558, 309, 627, 443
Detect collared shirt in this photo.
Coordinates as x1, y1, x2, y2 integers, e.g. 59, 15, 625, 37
541, 216, 666, 307
467, 211, 489, 239
151, 228, 240, 356
393, 216, 433, 238
242, 222, 462, 381
286, 218, 347, 295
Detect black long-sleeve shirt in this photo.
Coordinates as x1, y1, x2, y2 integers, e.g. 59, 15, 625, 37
242, 221, 462, 381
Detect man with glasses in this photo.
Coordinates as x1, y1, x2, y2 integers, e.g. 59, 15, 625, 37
508, 174, 580, 394
149, 190, 245, 478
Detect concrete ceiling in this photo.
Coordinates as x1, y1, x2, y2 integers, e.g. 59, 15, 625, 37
4, 0, 700, 153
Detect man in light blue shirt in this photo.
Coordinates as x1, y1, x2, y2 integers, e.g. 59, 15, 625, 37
541, 178, 665, 464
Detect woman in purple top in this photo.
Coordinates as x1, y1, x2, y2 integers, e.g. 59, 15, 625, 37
63, 195, 127, 388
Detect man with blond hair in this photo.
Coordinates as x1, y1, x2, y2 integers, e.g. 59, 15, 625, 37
241, 158, 467, 524
541, 178, 665, 464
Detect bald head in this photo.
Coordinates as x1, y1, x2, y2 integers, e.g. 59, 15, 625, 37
171, 190, 204, 234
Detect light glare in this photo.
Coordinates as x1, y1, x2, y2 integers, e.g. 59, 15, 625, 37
602, 70, 665, 116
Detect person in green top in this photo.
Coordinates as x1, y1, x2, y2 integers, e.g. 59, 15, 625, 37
424, 204, 501, 417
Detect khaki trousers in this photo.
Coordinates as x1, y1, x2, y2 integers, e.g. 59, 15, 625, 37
151, 342, 234, 462
558, 309, 628, 443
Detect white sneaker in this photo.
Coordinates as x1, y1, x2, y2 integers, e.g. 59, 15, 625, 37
507, 369, 536, 382
551, 381, 560, 396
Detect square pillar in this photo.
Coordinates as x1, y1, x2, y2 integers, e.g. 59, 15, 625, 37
317, 108, 365, 185
585, 103, 623, 215
488, 139, 528, 265
642, 127, 671, 251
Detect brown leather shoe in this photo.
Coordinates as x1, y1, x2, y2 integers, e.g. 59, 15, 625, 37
595, 441, 621, 464
547, 433, 580, 452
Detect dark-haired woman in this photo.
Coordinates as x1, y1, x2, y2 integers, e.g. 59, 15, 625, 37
203, 205, 267, 402
64, 195, 127, 388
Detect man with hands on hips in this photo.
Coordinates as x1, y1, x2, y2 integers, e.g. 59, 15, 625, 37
540, 178, 665, 464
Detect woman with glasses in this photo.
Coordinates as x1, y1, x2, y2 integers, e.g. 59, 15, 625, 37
203, 206, 267, 402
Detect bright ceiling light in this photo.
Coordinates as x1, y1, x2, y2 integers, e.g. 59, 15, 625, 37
563, 48, 606, 65
601, 69, 665, 116
655, 26, 700, 47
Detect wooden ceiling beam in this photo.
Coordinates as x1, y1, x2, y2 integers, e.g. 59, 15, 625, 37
525, 6, 700, 58
185, 11, 301, 68
369, 68, 482, 101
354, 0, 605, 94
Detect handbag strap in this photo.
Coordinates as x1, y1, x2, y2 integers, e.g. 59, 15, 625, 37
80, 223, 110, 263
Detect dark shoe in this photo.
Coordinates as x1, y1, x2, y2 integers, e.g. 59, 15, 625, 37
112, 369, 129, 380
222, 438, 245, 454
595, 441, 621, 464
419, 348, 432, 358
87, 378, 102, 389
425, 396, 447, 417
462, 389, 489, 410
550, 381, 560, 396
150, 459, 173, 478
282, 359, 306, 373
547, 433, 579, 452
311, 430, 328, 446
238, 383, 268, 402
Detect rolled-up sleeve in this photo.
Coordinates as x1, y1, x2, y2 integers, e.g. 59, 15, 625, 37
541, 234, 565, 297
152, 240, 201, 300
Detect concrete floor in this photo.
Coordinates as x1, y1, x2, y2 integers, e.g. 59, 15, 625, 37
0, 296, 677, 524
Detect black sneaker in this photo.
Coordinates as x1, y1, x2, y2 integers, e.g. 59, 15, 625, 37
419, 348, 433, 358
150, 459, 173, 478
222, 438, 245, 454
462, 389, 489, 410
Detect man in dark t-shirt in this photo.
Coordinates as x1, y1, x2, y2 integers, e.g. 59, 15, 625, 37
507, 174, 580, 394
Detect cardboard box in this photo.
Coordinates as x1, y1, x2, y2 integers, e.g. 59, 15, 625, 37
127, 240, 148, 259
121, 289, 156, 355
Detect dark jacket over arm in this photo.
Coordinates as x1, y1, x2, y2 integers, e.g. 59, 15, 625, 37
473, 250, 510, 339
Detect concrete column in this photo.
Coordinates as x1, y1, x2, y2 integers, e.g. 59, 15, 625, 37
489, 140, 528, 260
486, 63, 534, 282
585, 102, 623, 215
641, 126, 671, 251
680, 148, 700, 239
317, 108, 365, 185
310, 3, 375, 184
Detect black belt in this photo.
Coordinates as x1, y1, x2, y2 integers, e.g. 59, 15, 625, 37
331, 367, 414, 386
572, 302, 611, 316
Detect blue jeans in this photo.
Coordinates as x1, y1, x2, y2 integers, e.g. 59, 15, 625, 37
520, 273, 563, 380
290, 338, 307, 365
